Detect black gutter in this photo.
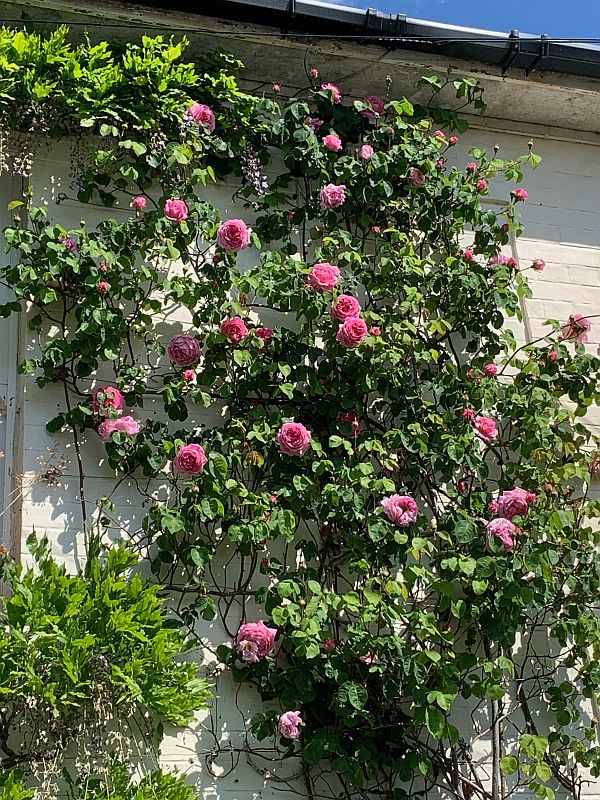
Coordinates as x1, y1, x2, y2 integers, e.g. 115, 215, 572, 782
132, 0, 600, 80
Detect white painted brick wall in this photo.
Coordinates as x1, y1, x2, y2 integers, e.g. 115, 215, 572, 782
3, 120, 599, 797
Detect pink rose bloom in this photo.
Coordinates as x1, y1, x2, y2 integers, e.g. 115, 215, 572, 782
60, 236, 78, 253
307, 262, 340, 292
164, 199, 188, 223
305, 116, 324, 131
336, 317, 368, 348
362, 95, 385, 117
561, 314, 591, 343
466, 162, 477, 172
217, 219, 251, 252
487, 517, 517, 550
474, 415, 499, 443
277, 422, 312, 457
98, 281, 109, 293
464, 248, 474, 261
321, 82, 341, 103
372, 226, 381, 234
548, 350, 558, 361
236, 620, 277, 662
182, 369, 196, 382
98, 415, 141, 441
187, 102, 216, 132
488, 501, 500, 514
484, 363, 498, 377
331, 294, 361, 321
320, 183, 346, 209
477, 179, 488, 192
408, 167, 426, 187
323, 638, 335, 651
381, 494, 418, 526
338, 411, 363, 436
462, 407, 475, 420
272, 83, 281, 93
360, 144, 374, 160
449, 136, 459, 145
255, 326, 274, 344
322, 133, 342, 152
498, 487, 536, 519
532, 258, 545, 271
220, 317, 249, 344
436, 158, 444, 171
310, 67, 319, 78
488, 254, 516, 267
173, 443, 208, 475
167, 334, 201, 366
131, 195, 147, 211
92, 386, 124, 414
278, 710, 302, 739
434, 130, 446, 139
512, 188, 528, 202
371, 326, 381, 336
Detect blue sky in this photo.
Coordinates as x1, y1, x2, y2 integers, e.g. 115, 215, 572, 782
335, 0, 600, 37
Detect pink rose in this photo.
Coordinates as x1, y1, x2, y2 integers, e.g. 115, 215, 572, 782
187, 102, 216, 132
236, 620, 277, 662
336, 317, 368, 348
167, 334, 201, 366
182, 369, 196, 382
98, 281, 109, 293
360, 144, 374, 160
307, 262, 340, 292
381, 494, 418, 526
164, 199, 188, 223
305, 116, 324, 131
371, 326, 381, 336
477, 179, 488, 192
98, 415, 141, 441
92, 386, 124, 414
320, 183, 346, 209
216, 219, 251, 252
462, 408, 475, 420
331, 294, 361, 321
487, 517, 517, 550
60, 236, 78, 253
488, 501, 500, 514
255, 327, 274, 344
323, 638, 335, 651
277, 422, 312, 457
497, 488, 536, 519
278, 710, 302, 739
220, 317, 249, 344
436, 159, 445, 171
464, 248, 474, 261
532, 258, 545, 271
474, 415, 498, 443
362, 95, 385, 117
372, 226, 381, 234
511, 188, 528, 202
434, 130, 446, 139
408, 167, 426, 187
131, 195, 147, 211
561, 314, 591, 343
321, 82, 341, 103
272, 83, 281, 93
322, 133, 342, 152
488, 254, 516, 267
173, 443, 208, 475
449, 136, 459, 145
466, 162, 477, 172
310, 67, 319, 78
548, 350, 558, 361
484, 363, 498, 377
338, 411, 363, 436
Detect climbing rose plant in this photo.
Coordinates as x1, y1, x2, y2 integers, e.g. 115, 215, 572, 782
1, 26, 600, 800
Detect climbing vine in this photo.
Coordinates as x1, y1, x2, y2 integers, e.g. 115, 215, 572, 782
1, 24, 600, 800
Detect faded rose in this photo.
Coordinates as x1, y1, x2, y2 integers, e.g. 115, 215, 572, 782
381, 494, 418, 526
474, 415, 499, 443
216, 219, 251, 252
487, 517, 517, 550
362, 95, 385, 117
561, 314, 591, 343
187, 102, 216, 132
236, 620, 277, 662
532, 258, 546, 271
331, 294, 361, 321
98, 416, 140, 441
278, 710, 302, 739
321, 82, 341, 103
498, 488, 536, 519
255, 327, 274, 344
336, 317, 368, 348
307, 262, 340, 292
173, 443, 208, 475
277, 422, 312, 457
167, 334, 201, 366
320, 183, 346, 209
338, 411, 363, 436
92, 386, 124, 414
220, 317, 249, 344
164, 199, 188, 223
305, 116, 324, 131
408, 167, 426, 187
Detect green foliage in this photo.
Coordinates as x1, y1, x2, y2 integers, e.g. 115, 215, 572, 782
0, 535, 211, 770
63, 760, 196, 800
1, 23, 600, 800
